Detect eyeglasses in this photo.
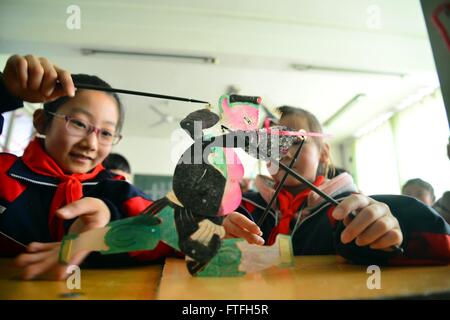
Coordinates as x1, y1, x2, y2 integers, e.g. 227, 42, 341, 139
45, 111, 122, 145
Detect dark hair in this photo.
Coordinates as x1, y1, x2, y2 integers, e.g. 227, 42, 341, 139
43, 74, 124, 132
402, 178, 435, 202
327, 166, 347, 179
276, 105, 334, 177
276, 106, 323, 134
103, 153, 131, 174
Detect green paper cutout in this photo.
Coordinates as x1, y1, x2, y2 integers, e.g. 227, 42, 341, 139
100, 206, 181, 254
158, 206, 180, 251
196, 238, 245, 277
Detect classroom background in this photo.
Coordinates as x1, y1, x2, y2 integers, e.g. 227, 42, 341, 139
0, 0, 448, 200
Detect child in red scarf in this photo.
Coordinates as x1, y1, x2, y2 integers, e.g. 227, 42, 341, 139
0, 55, 174, 279
224, 107, 450, 266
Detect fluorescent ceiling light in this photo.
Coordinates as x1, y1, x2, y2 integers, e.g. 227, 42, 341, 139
81, 48, 218, 64
323, 93, 366, 127
353, 86, 440, 138
395, 86, 440, 112
291, 63, 405, 78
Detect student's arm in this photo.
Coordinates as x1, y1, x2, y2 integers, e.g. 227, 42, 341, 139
332, 194, 450, 265
1, 54, 75, 134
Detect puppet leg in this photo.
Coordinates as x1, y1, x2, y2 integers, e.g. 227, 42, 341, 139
194, 234, 294, 277
235, 234, 294, 273
190, 238, 244, 277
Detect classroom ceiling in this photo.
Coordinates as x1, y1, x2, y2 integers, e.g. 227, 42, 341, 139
0, 0, 441, 143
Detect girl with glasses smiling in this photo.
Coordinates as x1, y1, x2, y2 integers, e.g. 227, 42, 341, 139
0, 55, 175, 280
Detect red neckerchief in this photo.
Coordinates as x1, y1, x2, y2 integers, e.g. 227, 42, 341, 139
21, 138, 104, 240
267, 175, 325, 245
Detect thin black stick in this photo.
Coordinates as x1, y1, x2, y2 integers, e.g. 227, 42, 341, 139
276, 161, 339, 205
273, 160, 404, 255
74, 83, 210, 104
257, 138, 305, 227
0, 231, 27, 248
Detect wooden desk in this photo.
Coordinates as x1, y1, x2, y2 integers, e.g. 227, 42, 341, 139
0, 259, 163, 300
157, 256, 450, 299
2, 256, 450, 299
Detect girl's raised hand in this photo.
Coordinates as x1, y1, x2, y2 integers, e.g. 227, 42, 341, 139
56, 197, 111, 235
3, 54, 75, 103
332, 194, 403, 251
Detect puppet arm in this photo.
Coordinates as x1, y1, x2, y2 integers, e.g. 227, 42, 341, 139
59, 211, 165, 264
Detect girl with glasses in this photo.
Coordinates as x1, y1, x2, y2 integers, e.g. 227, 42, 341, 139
0, 55, 175, 279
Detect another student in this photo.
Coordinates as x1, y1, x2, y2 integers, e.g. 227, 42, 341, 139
401, 178, 435, 206
433, 138, 450, 224
103, 152, 132, 182
224, 106, 450, 265
0, 54, 174, 279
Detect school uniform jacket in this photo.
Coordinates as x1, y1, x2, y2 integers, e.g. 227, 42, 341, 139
237, 175, 450, 266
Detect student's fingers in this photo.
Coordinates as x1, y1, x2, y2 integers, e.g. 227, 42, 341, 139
354, 215, 398, 247
56, 199, 94, 220
340, 203, 387, 244
49, 250, 90, 281
27, 242, 60, 253
69, 250, 90, 267
3, 54, 73, 102
342, 214, 353, 227
227, 212, 263, 236
56, 197, 109, 221
53, 264, 70, 281
24, 55, 44, 91
53, 65, 75, 97
59, 198, 110, 234
225, 219, 265, 245
332, 194, 372, 220
9, 54, 28, 89
15, 249, 54, 268
38, 57, 58, 97
15, 243, 60, 268
21, 249, 59, 280
223, 212, 264, 244
369, 228, 403, 251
